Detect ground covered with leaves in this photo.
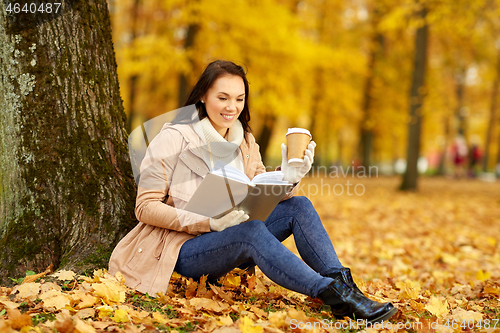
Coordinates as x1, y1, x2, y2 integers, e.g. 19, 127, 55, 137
1, 177, 499, 332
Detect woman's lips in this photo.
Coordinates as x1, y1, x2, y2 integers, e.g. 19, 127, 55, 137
221, 113, 236, 120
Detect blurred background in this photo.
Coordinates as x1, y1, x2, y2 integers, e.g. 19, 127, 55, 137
106, 0, 500, 179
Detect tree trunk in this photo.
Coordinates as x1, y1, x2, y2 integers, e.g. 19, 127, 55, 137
0, 0, 136, 283
178, 23, 198, 108
454, 67, 467, 137
125, 0, 141, 133
256, 114, 276, 166
483, 48, 500, 172
400, 8, 428, 191
359, 9, 384, 170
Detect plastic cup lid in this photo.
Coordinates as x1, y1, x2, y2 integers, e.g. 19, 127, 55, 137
286, 128, 311, 137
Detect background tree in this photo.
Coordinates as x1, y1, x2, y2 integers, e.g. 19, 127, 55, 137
0, 0, 136, 283
400, 5, 428, 191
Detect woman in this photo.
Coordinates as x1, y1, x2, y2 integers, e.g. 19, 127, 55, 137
109, 60, 397, 324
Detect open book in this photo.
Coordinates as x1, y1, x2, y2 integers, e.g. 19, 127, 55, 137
184, 161, 293, 221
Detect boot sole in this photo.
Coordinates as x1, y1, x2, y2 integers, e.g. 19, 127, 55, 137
368, 306, 398, 324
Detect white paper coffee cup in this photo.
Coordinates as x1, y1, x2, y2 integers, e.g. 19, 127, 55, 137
286, 128, 312, 167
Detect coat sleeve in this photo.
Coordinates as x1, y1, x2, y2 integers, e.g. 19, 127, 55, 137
134, 129, 211, 235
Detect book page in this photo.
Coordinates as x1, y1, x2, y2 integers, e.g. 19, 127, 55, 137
211, 161, 251, 184
252, 171, 288, 184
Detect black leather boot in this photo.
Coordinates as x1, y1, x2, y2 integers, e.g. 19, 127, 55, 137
319, 268, 397, 324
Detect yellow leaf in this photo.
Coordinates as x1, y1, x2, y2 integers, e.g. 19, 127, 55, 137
410, 300, 425, 312
189, 297, 230, 312
152, 312, 169, 325
449, 308, 483, 322
43, 295, 71, 311
73, 317, 96, 333
396, 279, 421, 299
112, 308, 129, 323
483, 286, 500, 296
114, 272, 126, 285
226, 274, 241, 287
7, 309, 32, 330
39, 290, 63, 300
239, 316, 263, 333
52, 270, 76, 281
75, 308, 95, 319
476, 270, 491, 281
268, 312, 287, 328
218, 315, 233, 326
73, 291, 98, 309
96, 305, 113, 319
13, 283, 40, 301
92, 280, 126, 303
424, 296, 449, 318
0, 299, 20, 309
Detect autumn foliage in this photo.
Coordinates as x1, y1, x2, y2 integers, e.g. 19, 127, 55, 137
0, 177, 499, 332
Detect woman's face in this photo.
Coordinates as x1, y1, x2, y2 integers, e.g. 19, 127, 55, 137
202, 74, 245, 137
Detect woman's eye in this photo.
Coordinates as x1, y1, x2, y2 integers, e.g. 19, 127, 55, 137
237, 99, 244, 102
218, 97, 227, 101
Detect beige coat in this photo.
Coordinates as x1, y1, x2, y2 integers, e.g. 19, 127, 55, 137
109, 121, 298, 296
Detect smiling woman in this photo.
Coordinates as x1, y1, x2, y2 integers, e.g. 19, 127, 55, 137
201, 75, 246, 137
108, 60, 398, 324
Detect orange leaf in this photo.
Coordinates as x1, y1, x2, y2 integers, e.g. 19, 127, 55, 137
7, 309, 32, 330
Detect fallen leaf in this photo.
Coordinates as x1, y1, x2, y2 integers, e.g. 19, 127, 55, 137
12, 283, 40, 301
7, 309, 32, 330
52, 270, 76, 281
218, 315, 233, 326
0, 299, 20, 310
396, 279, 421, 299
43, 295, 71, 311
225, 274, 241, 287
73, 317, 96, 333
75, 308, 95, 319
448, 308, 483, 322
92, 280, 126, 303
152, 312, 169, 325
209, 283, 234, 305
0, 319, 16, 333
39, 290, 63, 300
190, 297, 230, 313
476, 270, 491, 282
239, 316, 263, 333
213, 327, 241, 333
424, 296, 449, 318
112, 308, 129, 323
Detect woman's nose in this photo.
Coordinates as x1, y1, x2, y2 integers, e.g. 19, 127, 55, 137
226, 101, 236, 111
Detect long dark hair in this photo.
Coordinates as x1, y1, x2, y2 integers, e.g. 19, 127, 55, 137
182, 60, 251, 133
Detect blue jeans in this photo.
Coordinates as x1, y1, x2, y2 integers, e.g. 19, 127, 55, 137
174, 196, 344, 298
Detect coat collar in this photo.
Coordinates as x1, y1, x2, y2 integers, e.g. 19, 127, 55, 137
162, 121, 254, 178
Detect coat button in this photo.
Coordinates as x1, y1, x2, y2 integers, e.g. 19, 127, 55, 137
197, 167, 200, 170
183, 154, 187, 158
138, 248, 143, 253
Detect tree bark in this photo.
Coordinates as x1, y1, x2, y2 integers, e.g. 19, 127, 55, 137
125, 0, 141, 134
177, 23, 198, 108
483, 48, 500, 172
359, 8, 384, 170
400, 8, 428, 191
256, 114, 276, 166
0, 0, 136, 283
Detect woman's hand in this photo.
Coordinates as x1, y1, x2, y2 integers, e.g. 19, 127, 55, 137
281, 141, 316, 183
209, 210, 249, 232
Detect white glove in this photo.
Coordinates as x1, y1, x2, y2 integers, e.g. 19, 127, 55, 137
281, 141, 316, 183
209, 210, 249, 232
